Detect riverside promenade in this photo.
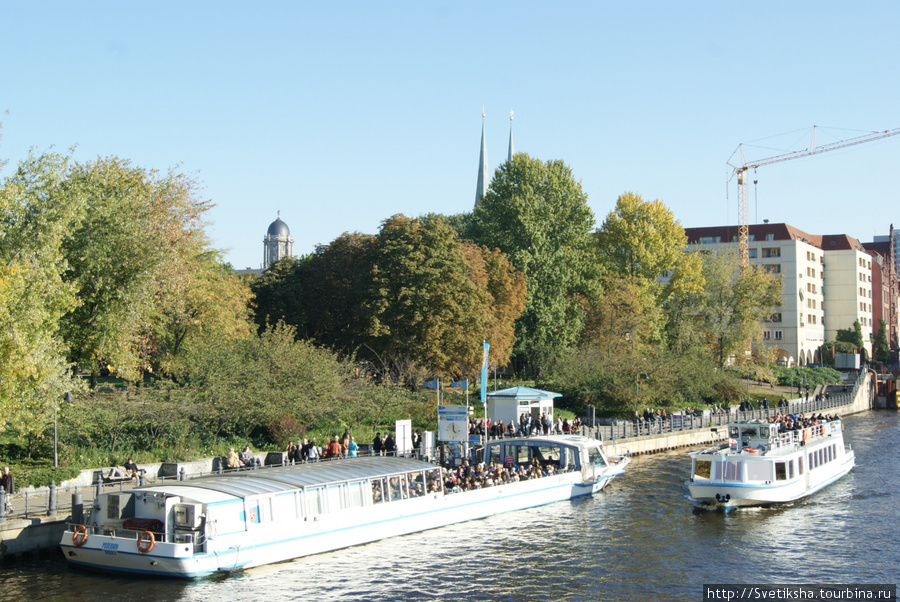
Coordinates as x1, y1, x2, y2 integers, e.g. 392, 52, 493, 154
0, 370, 877, 559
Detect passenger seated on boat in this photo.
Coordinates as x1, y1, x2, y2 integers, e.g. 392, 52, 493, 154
372, 481, 384, 504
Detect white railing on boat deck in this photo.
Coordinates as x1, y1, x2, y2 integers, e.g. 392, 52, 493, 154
749, 421, 837, 452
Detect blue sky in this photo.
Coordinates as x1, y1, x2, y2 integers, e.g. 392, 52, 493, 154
2, 2, 898, 269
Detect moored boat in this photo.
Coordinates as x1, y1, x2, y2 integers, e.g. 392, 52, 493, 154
686, 416, 854, 510
60, 434, 628, 577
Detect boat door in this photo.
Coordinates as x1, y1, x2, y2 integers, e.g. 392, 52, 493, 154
581, 446, 607, 483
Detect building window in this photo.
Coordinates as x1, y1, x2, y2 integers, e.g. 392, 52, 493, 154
749, 248, 757, 259
701, 236, 722, 244
763, 248, 781, 258
766, 233, 774, 241
769, 313, 782, 323
764, 264, 781, 274
774, 331, 783, 340
763, 331, 771, 340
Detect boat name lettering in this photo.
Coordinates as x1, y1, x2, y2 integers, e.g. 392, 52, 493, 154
101, 542, 119, 555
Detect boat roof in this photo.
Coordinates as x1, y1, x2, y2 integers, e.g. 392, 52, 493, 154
134, 457, 437, 501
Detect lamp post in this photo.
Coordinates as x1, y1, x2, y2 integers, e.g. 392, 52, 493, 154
55, 392, 73, 469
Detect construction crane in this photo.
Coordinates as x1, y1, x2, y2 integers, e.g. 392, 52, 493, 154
727, 126, 900, 268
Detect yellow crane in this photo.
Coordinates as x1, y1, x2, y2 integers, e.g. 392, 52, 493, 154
727, 126, 900, 268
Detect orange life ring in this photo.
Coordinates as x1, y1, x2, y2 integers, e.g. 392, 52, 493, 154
72, 525, 88, 546
802, 428, 809, 441
136, 530, 155, 554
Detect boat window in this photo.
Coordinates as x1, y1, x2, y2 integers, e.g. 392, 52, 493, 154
798, 457, 804, 474
327, 485, 342, 510
387, 476, 407, 501
372, 479, 386, 504
489, 445, 503, 466
746, 462, 771, 482
586, 447, 606, 468
728, 426, 739, 439
305, 488, 324, 515
775, 462, 787, 481
715, 461, 741, 481
348, 481, 364, 508
760, 427, 770, 438
788, 460, 794, 479
427, 468, 443, 493
516, 446, 531, 464
694, 460, 712, 479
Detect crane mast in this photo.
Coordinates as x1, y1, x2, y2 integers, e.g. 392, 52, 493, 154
727, 126, 900, 268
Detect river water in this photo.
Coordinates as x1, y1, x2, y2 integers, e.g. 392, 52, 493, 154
1, 411, 896, 601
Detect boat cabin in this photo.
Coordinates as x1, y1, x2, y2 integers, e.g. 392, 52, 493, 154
483, 435, 608, 474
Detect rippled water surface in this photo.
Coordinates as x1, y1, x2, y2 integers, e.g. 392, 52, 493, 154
2, 411, 896, 601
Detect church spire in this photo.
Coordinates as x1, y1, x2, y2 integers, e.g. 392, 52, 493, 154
508, 109, 514, 162
475, 109, 488, 207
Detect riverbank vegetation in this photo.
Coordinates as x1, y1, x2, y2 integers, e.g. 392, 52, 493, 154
0, 146, 858, 487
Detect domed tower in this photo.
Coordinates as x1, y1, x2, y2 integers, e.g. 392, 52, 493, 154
263, 213, 293, 269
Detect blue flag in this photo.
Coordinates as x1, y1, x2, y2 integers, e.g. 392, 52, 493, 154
450, 379, 468, 390
480, 341, 489, 404
422, 379, 440, 390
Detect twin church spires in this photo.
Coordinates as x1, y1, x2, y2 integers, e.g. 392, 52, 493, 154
475, 109, 515, 207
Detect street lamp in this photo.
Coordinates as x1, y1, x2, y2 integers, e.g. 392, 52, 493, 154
55, 392, 73, 469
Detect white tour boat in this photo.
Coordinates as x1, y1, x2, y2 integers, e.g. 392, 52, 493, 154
60, 434, 628, 577
686, 418, 854, 510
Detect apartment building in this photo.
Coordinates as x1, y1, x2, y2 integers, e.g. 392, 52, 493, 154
682, 223, 881, 366
863, 226, 899, 361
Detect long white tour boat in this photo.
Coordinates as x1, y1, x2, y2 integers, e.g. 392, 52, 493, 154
60, 434, 628, 577
686, 417, 854, 510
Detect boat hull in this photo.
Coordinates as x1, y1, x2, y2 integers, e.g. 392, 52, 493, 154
62, 463, 625, 577
687, 452, 854, 510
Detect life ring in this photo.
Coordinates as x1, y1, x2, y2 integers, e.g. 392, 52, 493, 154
744, 448, 758, 454
136, 530, 155, 554
72, 525, 88, 546
802, 428, 809, 442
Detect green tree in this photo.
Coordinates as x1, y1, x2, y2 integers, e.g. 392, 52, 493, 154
182, 322, 346, 440
873, 319, 889, 363
250, 256, 306, 334
59, 157, 211, 386
460, 242, 526, 372
0, 150, 82, 438
836, 320, 865, 349
671, 248, 782, 368
366, 215, 493, 380
152, 250, 254, 377
298, 232, 376, 351
596, 192, 701, 292
470, 153, 598, 374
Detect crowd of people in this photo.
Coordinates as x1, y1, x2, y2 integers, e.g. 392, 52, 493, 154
468, 413, 583, 439
441, 457, 570, 493
765, 411, 840, 432
282, 429, 423, 464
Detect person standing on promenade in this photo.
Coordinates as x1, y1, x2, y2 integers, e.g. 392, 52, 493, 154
1, 467, 13, 513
